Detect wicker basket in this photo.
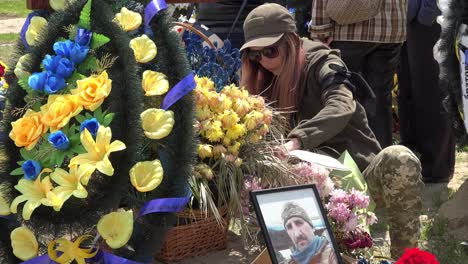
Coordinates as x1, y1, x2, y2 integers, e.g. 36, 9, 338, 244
26, 0, 52, 10
156, 206, 230, 262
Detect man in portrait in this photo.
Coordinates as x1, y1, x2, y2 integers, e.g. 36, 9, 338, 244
281, 202, 338, 264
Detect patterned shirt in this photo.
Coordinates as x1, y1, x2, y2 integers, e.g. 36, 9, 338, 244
309, 0, 408, 43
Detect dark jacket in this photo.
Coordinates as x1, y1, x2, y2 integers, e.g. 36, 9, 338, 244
408, 0, 441, 26
288, 39, 381, 171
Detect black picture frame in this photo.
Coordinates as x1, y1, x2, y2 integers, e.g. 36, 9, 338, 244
250, 184, 343, 264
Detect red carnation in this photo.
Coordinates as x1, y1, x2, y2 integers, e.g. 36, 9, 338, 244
396, 248, 439, 264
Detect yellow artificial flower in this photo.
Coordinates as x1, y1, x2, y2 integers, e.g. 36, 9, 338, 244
48, 235, 97, 264
97, 210, 134, 249
129, 159, 163, 192
9, 109, 48, 150
196, 105, 212, 121
10, 173, 62, 220
195, 76, 215, 91
130, 35, 157, 63
258, 124, 270, 136
225, 123, 247, 141
210, 94, 232, 113
219, 110, 239, 129
10, 226, 38, 261
114, 7, 142, 32
49, 0, 69, 11
69, 126, 126, 176
249, 96, 266, 109
243, 110, 264, 130
50, 165, 93, 207
142, 70, 169, 96
194, 163, 214, 180
0, 191, 11, 216
212, 145, 227, 158
14, 54, 32, 79
263, 109, 273, 125
197, 144, 213, 159
141, 108, 174, 139
232, 99, 251, 118
25, 16, 47, 46
228, 142, 241, 156
41, 95, 82, 131
247, 133, 262, 144
71, 71, 112, 111
200, 119, 224, 142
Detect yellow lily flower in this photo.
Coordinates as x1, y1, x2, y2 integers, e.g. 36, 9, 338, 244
10, 226, 38, 261
49, 0, 68, 11
97, 210, 134, 249
50, 165, 94, 207
26, 16, 47, 46
48, 235, 97, 264
114, 7, 142, 32
0, 191, 11, 216
129, 35, 157, 63
10, 171, 62, 220
142, 70, 169, 96
129, 160, 163, 192
69, 126, 126, 176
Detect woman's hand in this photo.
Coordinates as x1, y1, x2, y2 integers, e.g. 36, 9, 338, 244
274, 138, 302, 160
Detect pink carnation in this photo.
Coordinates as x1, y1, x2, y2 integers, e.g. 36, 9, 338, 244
344, 213, 359, 232
349, 189, 370, 209
327, 202, 352, 223
329, 189, 349, 204
290, 162, 335, 198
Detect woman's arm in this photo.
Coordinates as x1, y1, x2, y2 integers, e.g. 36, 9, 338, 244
287, 57, 356, 150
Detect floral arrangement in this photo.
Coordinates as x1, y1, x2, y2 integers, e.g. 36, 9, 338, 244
182, 31, 241, 91
0, 0, 196, 263
191, 76, 272, 217
0, 61, 8, 89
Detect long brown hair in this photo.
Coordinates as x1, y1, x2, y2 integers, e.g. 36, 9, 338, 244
240, 33, 305, 116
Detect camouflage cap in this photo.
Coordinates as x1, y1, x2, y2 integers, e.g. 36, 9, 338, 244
281, 202, 313, 228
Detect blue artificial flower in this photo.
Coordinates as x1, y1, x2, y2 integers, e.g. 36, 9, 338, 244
48, 130, 70, 150
55, 57, 74, 79
53, 40, 74, 58
42, 54, 62, 72
28, 72, 48, 92
80, 118, 100, 137
22, 160, 42, 180
70, 43, 89, 64
75, 27, 92, 47
44, 73, 66, 94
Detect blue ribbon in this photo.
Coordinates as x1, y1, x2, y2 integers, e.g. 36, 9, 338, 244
90, 250, 148, 264
144, 0, 168, 27
138, 197, 190, 217
161, 73, 196, 110
21, 254, 51, 264
20, 11, 48, 50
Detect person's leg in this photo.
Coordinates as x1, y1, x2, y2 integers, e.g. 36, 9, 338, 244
330, 41, 374, 75
397, 42, 417, 150
405, 21, 456, 182
364, 43, 402, 148
363, 145, 424, 258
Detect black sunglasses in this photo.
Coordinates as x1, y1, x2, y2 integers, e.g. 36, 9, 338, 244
246, 46, 280, 62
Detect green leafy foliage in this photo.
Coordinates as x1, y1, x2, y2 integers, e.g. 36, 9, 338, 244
78, 0, 92, 30
90, 33, 110, 49
66, 71, 86, 90
77, 55, 98, 74
18, 76, 32, 91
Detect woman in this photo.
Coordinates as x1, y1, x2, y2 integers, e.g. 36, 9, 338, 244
240, 4, 424, 258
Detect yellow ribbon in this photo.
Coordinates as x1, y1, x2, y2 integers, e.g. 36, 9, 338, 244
47, 235, 97, 264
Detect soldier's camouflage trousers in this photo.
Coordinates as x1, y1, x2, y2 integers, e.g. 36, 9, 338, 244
363, 145, 424, 258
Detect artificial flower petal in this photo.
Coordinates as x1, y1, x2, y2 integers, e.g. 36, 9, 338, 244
0, 192, 11, 216
14, 54, 32, 79
9, 109, 48, 150
69, 126, 126, 176
48, 235, 97, 264
50, 165, 92, 207
129, 35, 157, 63
129, 160, 164, 192
49, 0, 68, 11
25, 16, 47, 46
114, 7, 142, 32
141, 108, 174, 139
10, 226, 38, 261
142, 70, 169, 96
71, 71, 112, 111
97, 210, 134, 249
40, 95, 83, 131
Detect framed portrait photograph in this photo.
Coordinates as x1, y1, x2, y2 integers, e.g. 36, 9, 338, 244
250, 184, 343, 264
